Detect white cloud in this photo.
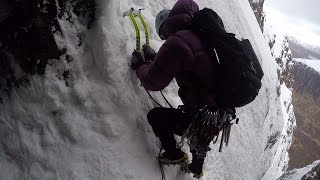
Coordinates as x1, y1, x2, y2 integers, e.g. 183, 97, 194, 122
265, 0, 320, 26
264, 7, 320, 46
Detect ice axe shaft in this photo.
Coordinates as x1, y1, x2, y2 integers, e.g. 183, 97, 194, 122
135, 8, 150, 46
123, 8, 141, 52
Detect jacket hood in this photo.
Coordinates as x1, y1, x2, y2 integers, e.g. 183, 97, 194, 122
161, 0, 199, 38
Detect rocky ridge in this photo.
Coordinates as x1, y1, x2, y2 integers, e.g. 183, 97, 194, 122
248, 0, 265, 31
0, 0, 95, 102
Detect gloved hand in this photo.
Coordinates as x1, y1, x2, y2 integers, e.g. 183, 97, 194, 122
142, 44, 156, 62
131, 50, 146, 70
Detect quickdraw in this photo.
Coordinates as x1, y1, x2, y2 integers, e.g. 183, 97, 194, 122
177, 106, 239, 153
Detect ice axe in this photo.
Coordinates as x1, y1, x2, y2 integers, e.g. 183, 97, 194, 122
123, 8, 150, 52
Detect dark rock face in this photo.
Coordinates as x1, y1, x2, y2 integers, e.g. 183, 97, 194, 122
0, 0, 62, 100
0, 0, 62, 75
0, 0, 95, 101
248, 0, 265, 31
275, 36, 294, 89
0, 0, 14, 22
71, 0, 96, 29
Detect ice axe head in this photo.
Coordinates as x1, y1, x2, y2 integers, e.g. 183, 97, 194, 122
123, 8, 134, 17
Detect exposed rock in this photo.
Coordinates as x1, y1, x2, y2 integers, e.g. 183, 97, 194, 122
275, 36, 294, 89
248, 0, 266, 31
0, 0, 96, 101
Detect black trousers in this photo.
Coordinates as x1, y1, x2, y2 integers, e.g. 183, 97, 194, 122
147, 107, 209, 159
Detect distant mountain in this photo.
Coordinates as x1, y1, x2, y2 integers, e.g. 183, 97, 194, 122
263, 32, 320, 170
295, 58, 320, 73
288, 37, 320, 60
288, 60, 320, 170
260, 1, 320, 175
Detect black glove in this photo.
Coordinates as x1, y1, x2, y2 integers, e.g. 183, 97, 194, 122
142, 44, 156, 62
131, 50, 146, 70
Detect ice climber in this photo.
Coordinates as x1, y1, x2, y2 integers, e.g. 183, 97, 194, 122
131, 0, 213, 177
130, 0, 263, 178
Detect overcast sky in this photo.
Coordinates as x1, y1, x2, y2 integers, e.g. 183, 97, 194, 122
264, 0, 320, 46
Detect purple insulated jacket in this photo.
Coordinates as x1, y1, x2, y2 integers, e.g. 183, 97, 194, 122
136, 0, 216, 108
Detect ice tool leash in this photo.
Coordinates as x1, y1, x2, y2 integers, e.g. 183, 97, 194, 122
123, 8, 173, 108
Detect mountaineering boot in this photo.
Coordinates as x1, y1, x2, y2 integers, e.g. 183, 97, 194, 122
158, 148, 188, 165
157, 134, 188, 164
181, 157, 204, 178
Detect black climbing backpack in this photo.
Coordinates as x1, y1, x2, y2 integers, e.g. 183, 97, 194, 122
191, 8, 264, 108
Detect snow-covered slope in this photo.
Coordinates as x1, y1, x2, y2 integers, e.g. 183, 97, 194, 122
263, 5, 320, 176
294, 58, 320, 74
262, 8, 299, 177
0, 0, 289, 180
278, 160, 320, 180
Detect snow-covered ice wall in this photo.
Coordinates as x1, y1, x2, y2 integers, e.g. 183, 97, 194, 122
0, 0, 291, 179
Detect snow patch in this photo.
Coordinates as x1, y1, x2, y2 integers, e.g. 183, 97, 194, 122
279, 160, 320, 180
294, 58, 320, 73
